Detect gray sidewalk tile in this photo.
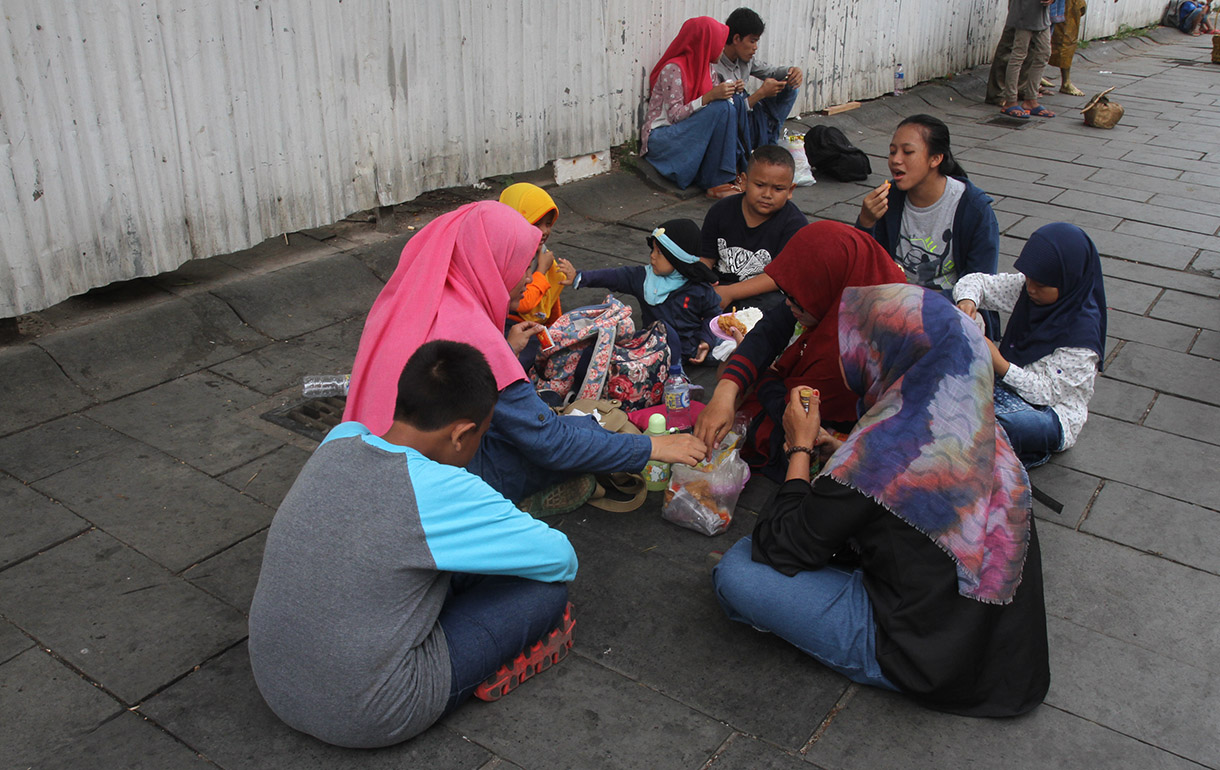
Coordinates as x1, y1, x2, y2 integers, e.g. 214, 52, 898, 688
1195, 249, 1220, 278
288, 318, 365, 369
219, 444, 310, 510
142, 643, 489, 769
0, 415, 140, 484
967, 172, 1067, 205
1026, 463, 1101, 525
1045, 617, 1220, 768
990, 196, 1123, 233
1088, 376, 1155, 423
1088, 166, 1220, 204
33, 443, 273, 574
1055, 189, 1220, 234
211, 254, 383, 341
552, 172, 670, 223
1097, 276, 1164, 316
446, 655, 733, 770
36, 293, 268, 402
209, 340, 342, 396
183, 530, 267, 613
1077, 227, 1197, 269
1149, 288, 1220, 330
0, 530, 248, 704
344, 233, 411, 283
805, 686, 1200, 770
1106, 310, 1198, 352
32, 711, 215, 769
1150, 189, 1220, 216
1190, 328, 1220, 358
0, 477, 89, 570
86, 372, 284, 477
1178, 169, 1220, 190
562, 523, 843, 749
1144, 393, 1220, 447
0, 618, 34, 665
704, 734, 814, 769
621, 196, 716, 231
0, 345, 94, 437
217, 232, 343, 275
1039, 524, 1219, 673
1116, 218, 1220, 252
1100, 256, 1220, 298
1082, 482, 1220, 575
1056, 415, 1219, 509
1075, 155, 1186, 180
1, 647, 124, 767
1105, 340, 1220, 405
554, 224, 654, 262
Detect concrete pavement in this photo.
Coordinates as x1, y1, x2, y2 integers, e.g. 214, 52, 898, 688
2, 26, 1218, 770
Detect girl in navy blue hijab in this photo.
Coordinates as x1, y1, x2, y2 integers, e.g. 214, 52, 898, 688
952, 223, 1107, 467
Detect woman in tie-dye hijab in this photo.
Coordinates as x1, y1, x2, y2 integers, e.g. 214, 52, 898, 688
713, 283, 1049, 718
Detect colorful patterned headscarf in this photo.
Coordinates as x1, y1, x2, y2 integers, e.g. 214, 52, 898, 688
825, 284, 1033, 604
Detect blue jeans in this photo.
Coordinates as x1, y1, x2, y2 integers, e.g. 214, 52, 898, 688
993, 384, 1062, 469
646, 99, 740, 189
438, 573, 569, 713
712, 537, 897, 690
737, 86, 799, 151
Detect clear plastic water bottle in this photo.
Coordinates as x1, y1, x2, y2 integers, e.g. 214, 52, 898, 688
302, 374, 350, 397
894, 63, 905, 95
663, 365, 692, 429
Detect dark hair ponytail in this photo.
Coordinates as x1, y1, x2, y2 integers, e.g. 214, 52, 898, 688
897, 114, 968, 180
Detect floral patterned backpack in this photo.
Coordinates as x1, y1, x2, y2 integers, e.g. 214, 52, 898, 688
531, 295, 671, 411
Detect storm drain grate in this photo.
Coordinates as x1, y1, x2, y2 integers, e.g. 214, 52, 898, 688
262, 397, 346, 442
980, 114, 1039, 129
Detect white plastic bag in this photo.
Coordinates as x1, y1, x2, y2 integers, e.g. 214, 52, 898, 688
783, 131, 816, 187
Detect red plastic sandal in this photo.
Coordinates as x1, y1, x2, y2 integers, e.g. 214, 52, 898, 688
474, 602, 575, 701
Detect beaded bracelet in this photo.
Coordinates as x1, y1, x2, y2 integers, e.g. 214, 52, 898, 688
785, 446, 815, 459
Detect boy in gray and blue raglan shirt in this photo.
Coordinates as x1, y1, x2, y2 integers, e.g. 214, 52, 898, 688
249, 340, 577, 748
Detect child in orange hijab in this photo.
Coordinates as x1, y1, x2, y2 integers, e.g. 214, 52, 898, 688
500, 183, 575, 328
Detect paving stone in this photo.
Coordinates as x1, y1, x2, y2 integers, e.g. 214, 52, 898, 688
0, 618, 34, 665
1190, 328, 1220, 358
343, 233, 411, 283
213, 252, 381, 339
287, 318, 366, 369
141, 643, 487, 769
1044, 617, 1220, 768
184, 530, 268, 613
553, 171, 672, 223
0, 345, 94, 437
554, 224, 653, 262
1054, 190, 1220, 234
1075, 155, 1187, 181
86, 372, 284, 476
1105, 340, 1220, 405
1057, 414, 1220, 509
209, 341, 341, 396
815, 202, 865, 226
448, 654, 732, 769
1099, 276, 1164, 316
805, 683, 1199, 770
217, 232, 343, 275
0, 476, 89, 570
36, 293, 267, 402
1088, 376, 1156, 422
1178, 169, 1220, 190
32, 711, 214, 769
147, 253, 247, 298
1026, 463, 1101, 525
1083, 228, 1197, 270
557, 523, 845, 749
1100, 256, 1220, 298
0, 647, 124, 767
1116, 219, 1220, 252
704, 734, 814, 769
0, 530, 248, 704
0, 415, 139, 484
1194, 249, 1220, 279
621, 196, 716, 231
1039, 521, 1220, 673
966, 173, 1066, 205
1088, 167, 1220, 204
1149, 289, 1220, 330
33, 443, 273, 574
1121, 147, 1214, 176
1144, 393, 1220, 447
1082, 481, 1219, 575
219, 444, 311, 509
1106, 310, 1198, 352
791, 182, 872, 219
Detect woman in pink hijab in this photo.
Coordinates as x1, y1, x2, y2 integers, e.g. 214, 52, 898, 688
345, 200, 704, 503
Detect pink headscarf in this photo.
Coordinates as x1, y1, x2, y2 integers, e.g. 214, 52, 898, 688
344, 200, 542, 434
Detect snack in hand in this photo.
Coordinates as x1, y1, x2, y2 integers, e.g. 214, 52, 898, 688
717, 314, 749, 336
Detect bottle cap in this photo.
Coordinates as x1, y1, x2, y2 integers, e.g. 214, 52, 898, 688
647, 413, 668, 434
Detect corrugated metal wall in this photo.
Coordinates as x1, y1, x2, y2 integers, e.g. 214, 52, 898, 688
0, 0, 1164, 316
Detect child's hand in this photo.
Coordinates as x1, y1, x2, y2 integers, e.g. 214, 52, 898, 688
956, 299, 978, 319
983, 336, 1010, 377
814, 426, 843, 461
786, 67, 804, 88
781, 387, 821, 449
703, 81, 737, 104
537, 247, 555, 275
714, 285, 735, 309
858, 181, 891, 229
556, 258, 576, 285
507, 321, 543, 355
690, 341, 710, 364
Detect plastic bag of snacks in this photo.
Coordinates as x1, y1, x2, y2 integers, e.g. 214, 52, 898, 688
783, 130, 816, 187
662, 431, 751, 536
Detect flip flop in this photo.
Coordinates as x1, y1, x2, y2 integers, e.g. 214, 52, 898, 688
1027, 105, 1056, 118
1000, 105, 1030, 119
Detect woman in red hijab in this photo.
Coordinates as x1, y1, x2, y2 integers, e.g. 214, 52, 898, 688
640, 17, 742, 195
694, 221, 906, 480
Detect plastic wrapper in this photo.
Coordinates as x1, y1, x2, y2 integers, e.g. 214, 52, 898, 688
662, 431, 751, 536
783, 131, 816, 187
